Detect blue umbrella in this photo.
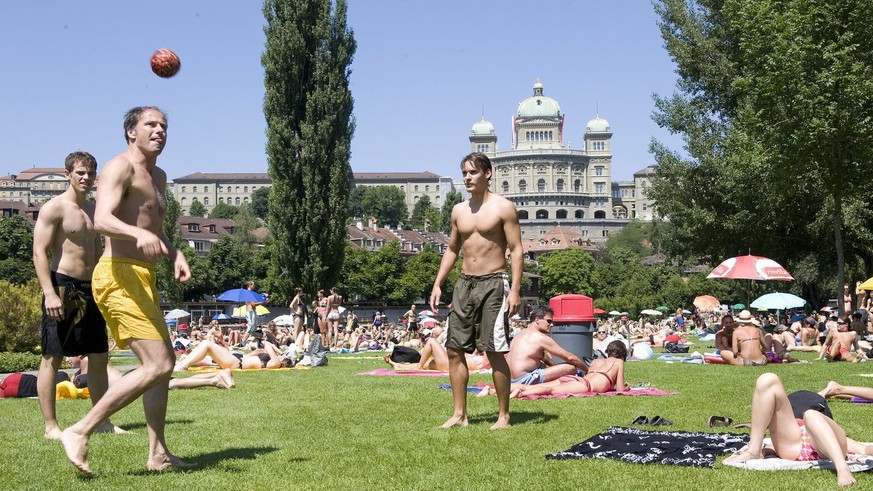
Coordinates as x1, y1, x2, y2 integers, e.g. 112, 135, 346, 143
212, 313, 232, 320
216, 288, 266, 303
750, 292, 806, 310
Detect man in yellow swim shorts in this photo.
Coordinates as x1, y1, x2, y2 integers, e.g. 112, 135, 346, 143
60, 107, 194, 476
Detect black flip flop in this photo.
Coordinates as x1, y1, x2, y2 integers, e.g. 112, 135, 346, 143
649, 415, 673, 426
631, 415, 650, 425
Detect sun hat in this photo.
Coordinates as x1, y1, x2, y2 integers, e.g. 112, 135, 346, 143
736, 310, 756, 324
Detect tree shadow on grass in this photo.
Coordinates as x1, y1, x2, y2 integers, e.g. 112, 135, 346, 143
127, 446, 292, 476
468, 410, 558, 426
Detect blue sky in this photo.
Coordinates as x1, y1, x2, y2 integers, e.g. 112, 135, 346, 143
0, 1, 681, 182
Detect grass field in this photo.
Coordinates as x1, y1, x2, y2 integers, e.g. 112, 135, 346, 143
3, 347, 872, 490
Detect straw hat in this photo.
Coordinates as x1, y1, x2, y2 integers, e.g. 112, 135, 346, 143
736, 310, 756, 324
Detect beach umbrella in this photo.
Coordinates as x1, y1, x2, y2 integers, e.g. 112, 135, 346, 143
593, 308, 607, 315
232, 305, 271, 317
693, 295, 720, 311
707, 255, 793, 281
656, 306, 670, 312
418, 310, 436, 317
608, 310, 621, 316
216, 288, 267, 303
271, 314, 295, 326
750, 292, 806, 310
732, 303, 745, 310
859, 277, 873, 291
640, 309, 662, 316
212, 313, 231, 320
164, 309, 190, 320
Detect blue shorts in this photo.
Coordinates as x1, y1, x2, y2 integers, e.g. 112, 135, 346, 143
511, 367, 545, 385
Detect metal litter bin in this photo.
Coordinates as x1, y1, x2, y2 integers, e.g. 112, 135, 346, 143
549, 294, 596, 362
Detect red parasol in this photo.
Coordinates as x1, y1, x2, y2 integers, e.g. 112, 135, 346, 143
706, 255, 793, 281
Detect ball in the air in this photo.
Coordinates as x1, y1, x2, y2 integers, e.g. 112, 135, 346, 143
150, 48, 181, 78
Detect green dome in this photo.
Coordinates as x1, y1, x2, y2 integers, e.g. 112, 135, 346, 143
586, 115, 610, 132
516, 81, 561, 119
471, 117, 495, 135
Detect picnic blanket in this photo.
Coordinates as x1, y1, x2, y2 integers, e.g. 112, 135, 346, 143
725, 438, 873, 472
186, 366, 307, 373
547, 426, 747, 467
356, 368, 489, 377
436, 384, 676, 398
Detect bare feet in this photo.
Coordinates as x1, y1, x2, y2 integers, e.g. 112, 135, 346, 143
147, 453, 196, 472
819, 381, 841, 398
509, 388, 522, 399
94, 421, 128, 435
441, 414, 469, 429
490, 414, 511, 430
60, 429, 92, 475
836, 468, 857, 487
216, 369, 235, 388
173, 362, 188, 372
722, 446, 762, 465
476, 386, 492, 397
44, 427, 62, 440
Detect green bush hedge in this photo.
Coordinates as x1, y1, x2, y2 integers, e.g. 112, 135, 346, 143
0, 352, 42, 373
0, 278, 42, 352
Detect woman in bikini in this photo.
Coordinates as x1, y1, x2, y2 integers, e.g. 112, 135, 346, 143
326, 287, 343, 348
174, 339, 289, 371
289, 287, 305, 344
315, 289, 329, 346
508, 340, 629, 398
731, 310, 769, 366
724, 373, 873, 487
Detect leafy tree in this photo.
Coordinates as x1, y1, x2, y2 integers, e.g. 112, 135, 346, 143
538, 249, 596, 300
361, 185, 407, 228
188, 199, 207, 218
263, 0, 356, 297
0, 214, 35, 284
338, 243, 373, 300
440, 189, 463, 234
347, 186, 367, 219
408, 195, 434, 231
209, 202, 239, 219
0, 279, 42, 352
156, 191, 185, 305
393, 245, 441, 302
232, 204, 261, 249
205, 236, 253, 295
366, 240, 404, 301
605, 220, 652, 257
423, 206, 442, 233
251, 186, 270, 220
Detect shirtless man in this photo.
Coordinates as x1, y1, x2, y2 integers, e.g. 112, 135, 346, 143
33, 151, 121, 440
507, 306, 587, 386
429, 152, 523, 430
403, 304, 418, 333
715, 314, 737, 364
818, 317, 867, 362
59, 107, 193, 475
242, 280, 261, 343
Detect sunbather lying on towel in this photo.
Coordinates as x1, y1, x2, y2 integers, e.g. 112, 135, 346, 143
384, 336, 490, 372
819, 381, 873, 402
506, 340, 629, 398
174, 339, 291, 371
70, 355, 234, 390
724, 373, 873, 487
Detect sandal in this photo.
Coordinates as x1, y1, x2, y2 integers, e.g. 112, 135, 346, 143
707, 415, 734, 427
631, 415, 650, 425
649, 415, 673, 426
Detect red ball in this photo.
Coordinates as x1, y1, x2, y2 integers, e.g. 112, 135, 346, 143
150, 48, 181, 78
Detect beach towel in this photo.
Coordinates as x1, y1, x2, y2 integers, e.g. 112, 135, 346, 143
356, 368, 489, 377
186, 366, 306, 373
437, 384, 677, 398
725, 439, 873, 472
547, 426, 747, 467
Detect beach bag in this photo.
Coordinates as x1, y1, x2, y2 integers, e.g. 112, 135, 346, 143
308, 337, 328, 367
390, 345, 421, 363
664, 341, 689, 353
787, 390, 833, 420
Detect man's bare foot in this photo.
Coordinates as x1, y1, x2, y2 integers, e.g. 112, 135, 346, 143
722, 446, 762, 465
147, 453, 196, 472
217, 369, 235, 388
476, 386, 492, 397
59, 429, 92, 475
441, 414, 469, 429
819, 381, 841, 398
94, 421, 128, 434
490, 415, 511, 430
45, 427, 62, 440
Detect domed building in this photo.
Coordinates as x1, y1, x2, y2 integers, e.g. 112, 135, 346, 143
470, 81, 642, 243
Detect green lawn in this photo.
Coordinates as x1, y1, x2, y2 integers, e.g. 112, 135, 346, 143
3, 348, 872, 490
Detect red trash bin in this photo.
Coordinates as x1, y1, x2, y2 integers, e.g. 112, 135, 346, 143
549, 294, 596, 361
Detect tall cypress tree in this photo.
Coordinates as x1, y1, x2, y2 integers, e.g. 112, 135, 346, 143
262, 0, 356, 296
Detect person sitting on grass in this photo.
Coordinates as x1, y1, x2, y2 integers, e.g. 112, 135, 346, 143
506, 306, 587, 386
384, 327, 490, 372
504, 340, 629, 398
818, 317, 868, 362
731, 310, 769, 366
723, 373, 873, 487
174, 339, 290, 371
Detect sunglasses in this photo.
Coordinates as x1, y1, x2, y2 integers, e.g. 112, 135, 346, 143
541, 318, 553, 324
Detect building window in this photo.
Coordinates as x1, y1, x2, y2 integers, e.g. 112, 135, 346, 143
518, 180, 527, 193
425, 185, 429, 192
574, 180, 581, 192
436, 185, 439, 191
204, 186, 209, 193
603, 230, 609, 237
181, 186, 187, 193
414, 195, 419, 202
595, 183, 604, 194
595, 167, 603, 176
537, 179, 546, 192
243, 197, 249, 204
502, 181, 509, 194
244, 186, 248, 193
414, 185, 419, 192
581, 229, 588, 237
204, 197, 209, 205
235, 197, 241, 205
556, 209, 568, 219
235, 186, 240, 193
188, 224, 200, 232
181, 197, 187, 205
209, 225, 216, 233
218, 197, 224, 204
518, 210, 529, 219
575, 210, 583, 219
594, 210, 606, 219
536, 209, 548, 219
193, 186, 198, 193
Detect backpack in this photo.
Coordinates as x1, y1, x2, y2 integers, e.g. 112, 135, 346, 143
390, 345, 421, 364
308, 337, 328, 367
664, 341, 689, 353
787, 390, 833, 420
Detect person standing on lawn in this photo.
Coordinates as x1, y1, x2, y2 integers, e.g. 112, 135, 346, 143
429, 152, 523, 430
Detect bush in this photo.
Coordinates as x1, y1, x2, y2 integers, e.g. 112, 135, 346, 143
0, 278, 43, 353
0, 352, 42, 372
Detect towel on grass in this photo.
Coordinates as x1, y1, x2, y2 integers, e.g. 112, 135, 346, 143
356, 368, 488, 377
186, 366, 306, 373
441, 383, 678, 399
725, 438, 873, 472
547, 426, 747, 467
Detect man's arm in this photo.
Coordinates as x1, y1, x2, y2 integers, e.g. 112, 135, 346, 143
429, 205, 462, 312
94, 158, 167, 260
541, 337, 587, 372
32, 202, 63, 319
501, 200, 523, 317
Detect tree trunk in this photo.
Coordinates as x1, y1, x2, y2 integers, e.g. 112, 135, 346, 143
833, 193, 846, 316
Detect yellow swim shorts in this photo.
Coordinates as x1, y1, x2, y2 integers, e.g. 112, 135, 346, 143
91, 257, 169, 349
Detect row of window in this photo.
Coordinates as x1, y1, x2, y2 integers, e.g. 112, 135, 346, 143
502, 179, 605, 194
526, 131, 554, 141
475, 144, 490, 153
411, 184, 438, 192
178, 185, 263, 194
517, 209, 610, 220
592, 141, 606, 151
613, 188, 636, 198
180, 196, 250, 206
